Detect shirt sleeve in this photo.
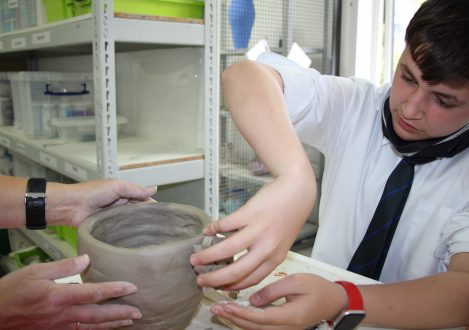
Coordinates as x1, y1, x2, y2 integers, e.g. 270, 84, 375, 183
256, 52, 381, 156
435, 210, 469, 269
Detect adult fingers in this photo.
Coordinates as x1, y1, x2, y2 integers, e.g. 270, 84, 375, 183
56, 281, 138, 306
28, 255, 90, 281
66, 303, 141, 325
114, 180, 157, 200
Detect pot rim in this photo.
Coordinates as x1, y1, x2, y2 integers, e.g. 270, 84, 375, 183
78, 202, 209, 256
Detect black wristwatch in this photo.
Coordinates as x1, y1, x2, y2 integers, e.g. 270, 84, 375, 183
24, 178, 47, 230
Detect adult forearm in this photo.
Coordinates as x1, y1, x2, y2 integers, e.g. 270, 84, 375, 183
1, 176, 30, 227
360, 271, 469, 328
0, 176, 76, 228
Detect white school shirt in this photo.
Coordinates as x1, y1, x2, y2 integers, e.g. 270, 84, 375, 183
257, 52, 469, 283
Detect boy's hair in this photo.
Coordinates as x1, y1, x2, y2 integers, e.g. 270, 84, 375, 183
406, 0, 469, 87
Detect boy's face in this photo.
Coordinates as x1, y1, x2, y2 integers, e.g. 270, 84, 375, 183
389, 46, 469, 141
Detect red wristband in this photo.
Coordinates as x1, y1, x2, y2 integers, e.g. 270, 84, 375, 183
335, 280, 364, 310
330, 281, 366, 329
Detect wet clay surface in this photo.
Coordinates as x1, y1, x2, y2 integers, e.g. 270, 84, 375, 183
78, 202, 210, 330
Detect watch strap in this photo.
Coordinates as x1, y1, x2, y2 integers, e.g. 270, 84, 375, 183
25, 178, 47, 230
309, 281, 365, 330
335, 281, 364, 310
332, 281, 366, 329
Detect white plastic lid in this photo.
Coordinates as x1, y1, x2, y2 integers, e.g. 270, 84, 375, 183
51, 116, 128, 128
8, 71, 93, 82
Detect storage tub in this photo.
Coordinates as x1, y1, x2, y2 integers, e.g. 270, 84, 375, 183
9, 71, 93, 138
0, 97, 13, 126
72, 0, 204, 19
0, 73, 11, 97
0, 72, 13, 126
1, 0, 46, 33
41, 0, 75, 23
10, 246, 50, 268
51, 115, 127, 142
54, 225, 77, 249
62, 226, 77, 249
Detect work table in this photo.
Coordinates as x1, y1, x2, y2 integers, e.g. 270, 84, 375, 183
189, 251, 384, 330
189, 251, 464, 330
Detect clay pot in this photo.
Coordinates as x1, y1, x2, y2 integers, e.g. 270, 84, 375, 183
78, 202, 209, 330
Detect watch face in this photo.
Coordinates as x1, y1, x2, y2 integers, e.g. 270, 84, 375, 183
334, 311, 366, 330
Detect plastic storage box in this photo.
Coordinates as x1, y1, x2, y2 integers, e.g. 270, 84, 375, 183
9, 71, 94, 138
0, 73, 13, 126
53, 225, 77, 249
62, 226, 77, 249
0, 73, 11, 97
0, 0, 47, 33
10, 245, 50, 268
0, 148, 13, 176
71, 0, 204, 19
0, 97, 13, 126
51, 115, 127, 142
41, 0, 74, 23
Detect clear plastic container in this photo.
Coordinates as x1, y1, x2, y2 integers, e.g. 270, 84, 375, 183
0, 0, 47, 33
0, 73, 13, 126
41, 103, 59, 138
9, 71, 94, 138
8, 72, 22, 130
0, 73, 11, 97
0, 97, 13, 126
51, 115, 127, 142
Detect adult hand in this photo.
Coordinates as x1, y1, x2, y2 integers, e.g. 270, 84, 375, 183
191, 166, 315, 290
47, 178, 157, 227
210, 274, 347, 330
0, 255, 142, 330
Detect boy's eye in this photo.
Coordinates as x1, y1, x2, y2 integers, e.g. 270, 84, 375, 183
436, 98, 455, 109
402, 73, 415, 84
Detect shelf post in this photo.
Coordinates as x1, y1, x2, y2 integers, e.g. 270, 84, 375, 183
93, 0, 119, 178
204, 0, 221, 219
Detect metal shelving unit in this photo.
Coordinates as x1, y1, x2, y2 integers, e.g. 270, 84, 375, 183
0, 1, 218, 193
18, 228, 77, 260
0, 1, 220, 260
0, 5, 213, 185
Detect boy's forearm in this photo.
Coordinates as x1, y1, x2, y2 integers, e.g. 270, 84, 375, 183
360, 270, 469, 328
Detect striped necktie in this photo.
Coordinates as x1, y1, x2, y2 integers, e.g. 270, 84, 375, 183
347, 158, 415, 280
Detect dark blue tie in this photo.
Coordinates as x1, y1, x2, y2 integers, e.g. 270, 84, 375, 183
347, 159, 415, 280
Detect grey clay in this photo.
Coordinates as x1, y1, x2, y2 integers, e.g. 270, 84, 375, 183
78, 202, 210, 330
